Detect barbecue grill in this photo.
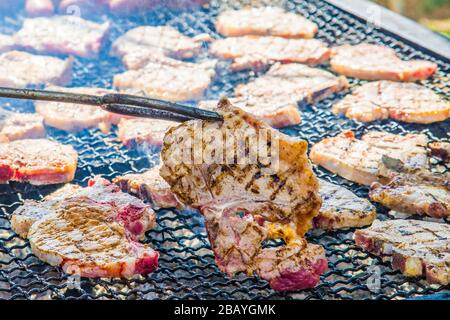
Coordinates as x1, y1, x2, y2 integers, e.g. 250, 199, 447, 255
0, 0, 448, 300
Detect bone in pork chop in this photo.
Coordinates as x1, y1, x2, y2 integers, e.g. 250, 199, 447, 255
117, 118, 175, 148
315, 179, 376, 230
0, 139, 77, 185
354, 219, 449, 285
0, 112, 45, 143
113, 54, 216, 101
12, 177, 158, 278
330, 44, 437, 81
34, 86, 119, 132
216, 7, 318, 38
0, 51, 73, 87
160, 99, 326, 291
310, 131, 429, 185
114, 165, 180, 209
0, 34, 14, 53
210, 36, 330, 71
332, 81, 450, 124
14, 15, 110, 58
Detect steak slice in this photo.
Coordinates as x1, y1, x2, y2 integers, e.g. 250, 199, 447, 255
429, 142, 450, 163
210, 36, 330, 71
114, 165, 180, 209
0, 112, 45, 143
117, 118, 175, 148
330, 44, 437, 81
310, 131, 429, 185
113, 55, 216, 101
0, 138, 78, 185
0, 34, 14, 53
354, 219, 449, 285
160, 99, 325, 290
216, 7, 318, 38
315, 179, 376, 230
0, 51, 73, 87
332, 81, 449, 124
14, 15, 110, 58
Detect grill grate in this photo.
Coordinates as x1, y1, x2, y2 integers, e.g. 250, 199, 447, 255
0, 0, 449, 300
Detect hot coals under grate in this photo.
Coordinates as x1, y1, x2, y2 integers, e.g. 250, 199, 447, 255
0, 0, 449, 300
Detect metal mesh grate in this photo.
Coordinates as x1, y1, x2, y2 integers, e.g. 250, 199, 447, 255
0, 0, 449, 300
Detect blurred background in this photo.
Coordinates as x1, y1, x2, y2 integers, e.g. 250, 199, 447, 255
373, 0, 450, 37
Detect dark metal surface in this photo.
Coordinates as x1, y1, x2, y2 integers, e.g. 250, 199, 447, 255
0, 0, 449, 300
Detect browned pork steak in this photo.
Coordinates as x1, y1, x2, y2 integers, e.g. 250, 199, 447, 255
0, 51, 73, 87
210, 36, 330, 71
12, 177, 158, 278
160, 99, 326, 291
216, 7, 318, 38
429, 142, 450, 163
354, 219, 449, 285
117, 118, 175, 148
333, 81, 450, 124
14, 15, 110, 57
0, 139, 77, 185
331, 44, 437, 81
0, 112, 45, 143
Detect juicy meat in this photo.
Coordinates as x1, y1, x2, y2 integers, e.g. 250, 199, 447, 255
315, 179, 376, 230
210, 36, 330, 71
310, 131, 429, 185
330, 44, 437, 81
112, 26, 209, 69
332, 81, 450, 124
0, 139, 78, 185
429, 142, 450, 162
354, 219, 449, 285
160, 99, 325, 291
114, 165, 180, 209
0, 51, 73, 87
0, 112, 45, 143
113, 55, 216, 101
34, 86, 118, 132
25, 0, 54, 16
14, 15, 110, 58
117, 118, 175, 148
12, 177, 158, 278
216, 7, 318, 38
0, 34, 14, 53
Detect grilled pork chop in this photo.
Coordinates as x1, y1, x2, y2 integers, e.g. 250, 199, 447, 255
114, 165, 180, 209
315, 179, 376, 230
0, 139, 77, 185
429, 142, 450, 163
113, 54, 216, 101
14, 15, 110, 58
0, 51, 73, 87
210, 36, 330, 71
330, 44, 437, 81
0, 112, 45, 143
216, 7, 318, 38
333, 81, 450, 124
0, 34, 14, 53
35, 86, 119, 132
117, 118, 175, 148
160, 99, 326, 291
354, 219, 449, 285
310, 131, 429, 185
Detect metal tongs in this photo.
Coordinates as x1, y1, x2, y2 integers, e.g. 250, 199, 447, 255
0, 87, 223, 122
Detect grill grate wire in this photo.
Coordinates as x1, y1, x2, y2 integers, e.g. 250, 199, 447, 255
0, 0, 448, 300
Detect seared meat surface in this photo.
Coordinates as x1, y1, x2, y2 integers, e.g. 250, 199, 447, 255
354, 219, 449, 285
0, 51, 72, 87
0, 139, 77, 185
160, 99, 326, 291
210, 36, 330, 71
333, 81, 449, 124
330, 44, 437, 81
315, 179, 376, 230
117, 118, 175, 148
0, 112, 45, 143
14, 15, 110, 58
429, 142, 450, 163
216, 7, 317, 38
114, 165, 180, 209
113, 55, 216, 101
0, 33, 14, 53
310, 131, 429, 185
